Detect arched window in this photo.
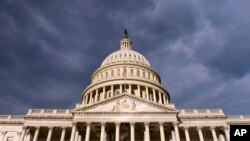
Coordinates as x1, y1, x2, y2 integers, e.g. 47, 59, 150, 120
130, 69, 134, 76
137, 70, 140, 77
143, 71, 146, 78
111, 70, 114, 77
117, 69, 120, 76
106, 71, 108, 78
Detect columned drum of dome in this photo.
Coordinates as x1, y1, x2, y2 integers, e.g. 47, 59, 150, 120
81, 30, 170, 106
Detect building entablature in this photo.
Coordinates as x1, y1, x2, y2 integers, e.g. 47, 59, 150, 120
0, 115, 24, 126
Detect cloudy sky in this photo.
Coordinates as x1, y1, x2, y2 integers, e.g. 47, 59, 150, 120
0, 0, 250, 115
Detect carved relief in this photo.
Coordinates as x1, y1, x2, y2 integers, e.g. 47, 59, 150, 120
112, 99, 136, 112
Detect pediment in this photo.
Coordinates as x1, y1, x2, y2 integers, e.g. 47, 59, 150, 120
74, 94, 176, 113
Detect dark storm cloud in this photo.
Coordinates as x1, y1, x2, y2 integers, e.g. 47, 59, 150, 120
0, 0, 250, 115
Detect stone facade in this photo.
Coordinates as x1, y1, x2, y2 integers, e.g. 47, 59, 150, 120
0, 31, 250, 141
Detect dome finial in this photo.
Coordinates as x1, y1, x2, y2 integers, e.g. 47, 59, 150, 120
124, 29, 128, 38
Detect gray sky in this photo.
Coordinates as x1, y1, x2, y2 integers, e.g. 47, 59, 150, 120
0, 0, 250, 115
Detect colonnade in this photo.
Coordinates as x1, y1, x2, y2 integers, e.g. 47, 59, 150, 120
12, 123, 230, 141
183, 126, 230, 141
83, 84, 169, 105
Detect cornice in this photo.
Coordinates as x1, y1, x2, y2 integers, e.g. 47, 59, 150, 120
74, 111, 176, 115
178, 115, 228, 120
24, 115, 73, 120
0, 121, 24, 125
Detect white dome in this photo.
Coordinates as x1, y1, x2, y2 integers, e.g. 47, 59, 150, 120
101, 49, 151, 67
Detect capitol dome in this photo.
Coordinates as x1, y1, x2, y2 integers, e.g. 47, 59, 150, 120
81, 30, 170, 107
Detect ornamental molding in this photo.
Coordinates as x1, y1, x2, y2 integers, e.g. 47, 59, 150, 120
0, 121, 24, 125
74, 94, 176, 113
24, 115, 73, 120
75, 111, 175, 116
178, 115, 228, 120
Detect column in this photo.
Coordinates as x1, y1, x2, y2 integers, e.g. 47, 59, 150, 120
103, 87, 106, 100
17, 132, 22, 141
173, 122, 180, 141
138, 85, 141, 97
115, 122, 120, 141
78, 135, 81, 141
210, 126, 218, 141
70, 123, 77, 141
219, 134, 226, 141
163, 94, 166, 104
223, 126, 230, 141
158, 92, 162, 104
75, 130, 79, 141
60, 127, 67, 141
146, 87, 149, 100
144, 122, 150, 141
120, 84, 122, 94
100, 122, 106, 141
0, 131, 7, 141
171, 130, 176, 141
153, 89, 156, 102
129, 84, 132, 94
24, 129, 31, 141
85, 122, 91, 141
183, 127, 190, 141
159, 122, 165, 141
46, 127, 53, 141
197, 126, 204, 141
33, 127, 40, 141
111, 85, 114, 97
86, 95, 89, 104
19, 127, 27, 141
130, 122, 135, 141
95, 89, 98, 102
89, 92, 93, 104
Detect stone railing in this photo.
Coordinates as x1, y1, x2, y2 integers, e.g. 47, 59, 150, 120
178, 109, 224, 115
27, 109, 71, 115
0, 115, 24, 121
227, 115, 250, 124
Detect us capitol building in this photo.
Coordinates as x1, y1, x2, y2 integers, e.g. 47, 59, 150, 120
0, 30, 249, 141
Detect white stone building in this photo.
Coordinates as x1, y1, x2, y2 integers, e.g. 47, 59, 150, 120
0, 30, 249, 141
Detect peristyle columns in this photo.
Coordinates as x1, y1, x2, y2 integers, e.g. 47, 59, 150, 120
115, 122, 120, 141
60, 127, 66, 141
210, 126, 218, 141
144, 122, 150, 141
100, 122, 106, 141
85, 122, 91, 141
173, 122, 180, 141
159, 122, 165, 141
183, 127, 190, 141
130, 122, 135, 141
46, 127, 53, 141
33, 126, 40, 141
197, 126, 204, 141
70, 123, 77, 141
